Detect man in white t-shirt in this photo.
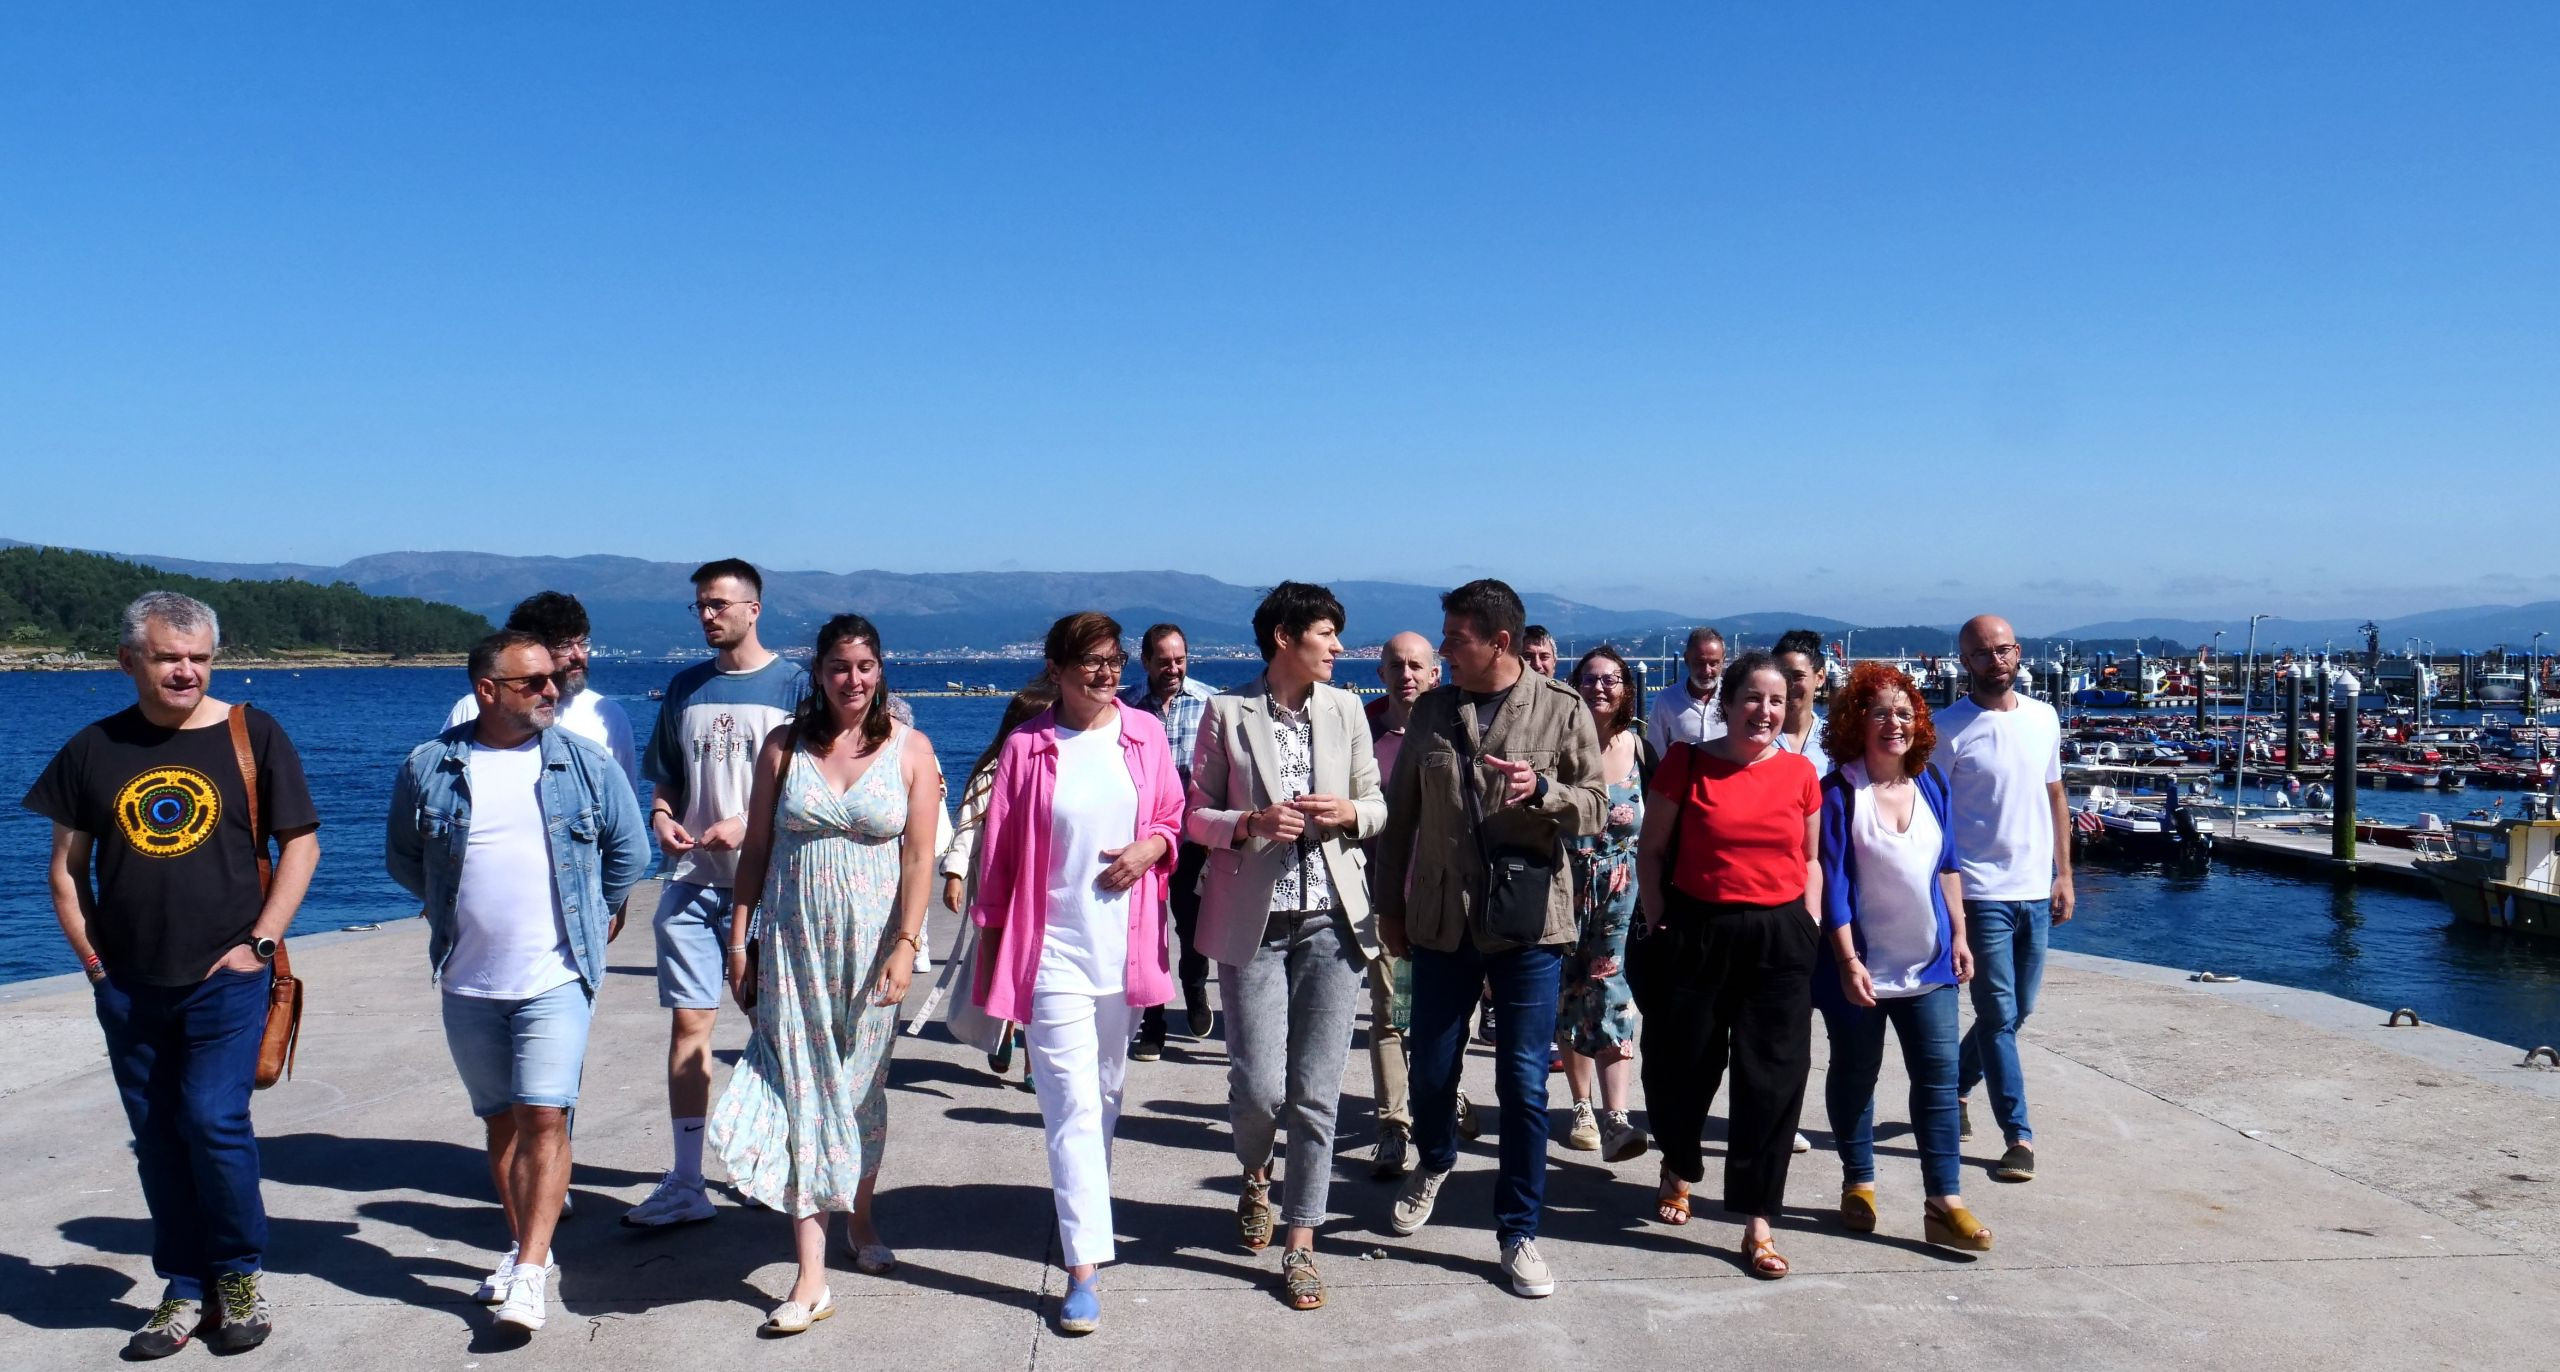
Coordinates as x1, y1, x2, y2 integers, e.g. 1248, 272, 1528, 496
1934, 614, 2073, 1184
1645, 627, 1728, 757
444, 592, 637, 788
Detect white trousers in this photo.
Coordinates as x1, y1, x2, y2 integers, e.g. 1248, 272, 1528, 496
1026, 989, 1134, 1268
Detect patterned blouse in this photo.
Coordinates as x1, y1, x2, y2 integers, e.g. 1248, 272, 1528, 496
1268, 695, 1337, 912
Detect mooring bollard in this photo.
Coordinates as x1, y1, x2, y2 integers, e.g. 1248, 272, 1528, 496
2522, 1046, 2560, 1068
2386, 1008, 2421, 1027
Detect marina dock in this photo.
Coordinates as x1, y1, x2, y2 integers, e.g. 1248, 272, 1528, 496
2210, 822, 2441, 893
4, 895, 2557, 1369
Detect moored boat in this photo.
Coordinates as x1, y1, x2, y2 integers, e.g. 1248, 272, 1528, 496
2413, 797, 2560, 939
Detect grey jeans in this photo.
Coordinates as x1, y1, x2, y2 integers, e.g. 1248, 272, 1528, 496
1218, 907, 1365, 1228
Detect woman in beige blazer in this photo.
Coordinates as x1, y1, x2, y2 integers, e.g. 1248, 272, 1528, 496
1184, 581, 1386, 1311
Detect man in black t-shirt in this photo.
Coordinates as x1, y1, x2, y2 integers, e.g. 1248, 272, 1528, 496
22, 591, 321, 1360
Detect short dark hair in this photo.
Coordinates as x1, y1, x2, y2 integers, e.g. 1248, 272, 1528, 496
1773, 628, 1826, 668
1140, 623, 1187, 662
1717, 649, 1784, 717
504, 591, 590, 644
1252, 581, 1346, 661
468, 629, 547, 683
1524, 625, 1555, 649
1045, 611, 1125, 668
1441, 578, 1526, 654
691, 558, 763, 596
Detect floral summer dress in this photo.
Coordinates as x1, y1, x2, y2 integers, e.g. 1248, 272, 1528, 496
1559, 765, 1642, 1054
710, 728, 911, 1217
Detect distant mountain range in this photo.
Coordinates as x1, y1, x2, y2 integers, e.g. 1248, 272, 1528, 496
12, 538, 2550, 658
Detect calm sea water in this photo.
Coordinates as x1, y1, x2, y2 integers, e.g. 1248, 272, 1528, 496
6, 664, 2556, 1050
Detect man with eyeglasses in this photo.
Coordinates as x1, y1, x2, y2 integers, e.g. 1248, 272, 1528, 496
1937, 614, 2072, 1185
1120, 621, 1219, 1058
443, 591, 637, 788
388, 630, 648, 1333
626, 558, 806, 1227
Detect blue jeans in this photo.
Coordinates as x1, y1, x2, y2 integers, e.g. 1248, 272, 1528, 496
1957, 898, 2050, 1146
1822, 985, 1962, 1197
1408, 937, 1564, 1245
93, 966, 273, 1302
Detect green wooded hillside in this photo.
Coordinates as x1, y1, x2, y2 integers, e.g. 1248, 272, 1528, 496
0, 546, 491, 655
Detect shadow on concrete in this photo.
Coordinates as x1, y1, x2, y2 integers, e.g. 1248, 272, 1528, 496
0, 1251, 137, 1330
61, 1215, 482, 1316
260, 1133, 660, 1204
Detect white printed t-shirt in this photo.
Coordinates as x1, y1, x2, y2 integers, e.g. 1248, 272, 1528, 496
643, 654, 807, 888
1935, 692, 2064, 900
444, 738, 580, 1000
1038, 713, 1136, 998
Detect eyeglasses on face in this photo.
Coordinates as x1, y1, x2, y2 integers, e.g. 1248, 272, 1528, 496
485, 672, 566, 695
547, 637, 591, 654
1075, 653, 1129, 674
687, 598, 756, 616
1865, 706, 1918, 724
1578, 674, 1626, 690
1967, 644, 2022, 661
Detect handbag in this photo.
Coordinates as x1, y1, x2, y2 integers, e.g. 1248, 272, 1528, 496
1455, 700, 1558, 945
734, 742, 793, 1017
227, 706, 303, 1090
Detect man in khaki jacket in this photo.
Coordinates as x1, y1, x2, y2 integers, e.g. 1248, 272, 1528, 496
1373, 578, 1605, 1299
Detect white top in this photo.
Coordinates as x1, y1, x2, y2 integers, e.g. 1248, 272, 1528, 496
1646, 679, 1727, 757
1039, 714, 1136, 997
1935, 693, 2064, 900
444, 738, 580, 1000
448, 688, 639, 788
1843, 759, 1943, 999
1776, 715, 1831, 776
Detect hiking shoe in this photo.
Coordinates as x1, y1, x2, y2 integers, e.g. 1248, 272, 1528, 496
1389, 1166, 1450, 1236
1184, 981, 1214, 1038
473, 1243, 520, 1303
206, 1271, 272, 1353
125, 1298, 200, 1360
1502, 1237, 1556, 1298
1959, 1099, 1973, 1142
1455, 1090, 1484, 1142
1371, 1125, 1412, 1180
1600, 1109, 1649, 1162
1564, 1099, 1601, 1151
1995, 1143, 2036, 1182
495, 1262, 555, 1332
623, 1171, 715, 1227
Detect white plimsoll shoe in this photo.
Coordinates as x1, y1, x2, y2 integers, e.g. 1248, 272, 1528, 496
621, 1171, 715, 1227
472, 1244, 519, 1304
494, 1262, 556, 1332
762, 1287, 835, 1335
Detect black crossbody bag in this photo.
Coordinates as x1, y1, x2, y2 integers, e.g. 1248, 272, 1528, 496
1456, 703, 1557, 945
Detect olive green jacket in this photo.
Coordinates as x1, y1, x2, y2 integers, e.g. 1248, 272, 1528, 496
1373, 672, 1608, 952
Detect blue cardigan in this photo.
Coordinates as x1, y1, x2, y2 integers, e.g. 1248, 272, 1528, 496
1813, 761, 1960, 1011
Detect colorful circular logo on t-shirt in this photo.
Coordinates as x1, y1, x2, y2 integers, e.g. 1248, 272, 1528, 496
115, 766, 223, 858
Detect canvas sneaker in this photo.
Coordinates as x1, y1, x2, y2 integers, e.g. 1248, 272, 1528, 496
473, 1243, 520, 1303
622, 1171, 715, 1227
1564, 1099, 1601, 1151
495, 1262, 557, 1333
1502, 1237, 1556, 1298
1371, 1125, 1412, 1180
1455, 1090, 1484, 1141
206, 1271, 272, 1353
1389, 1166, 1450, 1236
125, 1298, 200, 1360
1600, 1109, 1649, 1162
1792, 1131, 1812, 1154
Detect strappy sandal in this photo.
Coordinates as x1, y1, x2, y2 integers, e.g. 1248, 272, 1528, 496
1237, 1177, 1274, 1251
1744, 1233, 1790, 1280
1281, 1248, 1325, 1311
1653, 1168, 1691, 1226
1924, 1202, 1994, 1252
1840, 1184, 1878, 1233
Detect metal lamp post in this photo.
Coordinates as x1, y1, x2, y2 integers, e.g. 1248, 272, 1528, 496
2235, 614, 2269, 830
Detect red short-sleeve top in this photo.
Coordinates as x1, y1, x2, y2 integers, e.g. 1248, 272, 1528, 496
1650, 743, 1822, 906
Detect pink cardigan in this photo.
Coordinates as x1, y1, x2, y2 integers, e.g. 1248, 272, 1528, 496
968, 704, 1183, 1022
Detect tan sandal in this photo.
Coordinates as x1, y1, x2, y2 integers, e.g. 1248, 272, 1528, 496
1745, 1234, 1790, 1279
1281, 1248, 1324, 1310
1654, 1168, 1691, 1226
1841, 1184, 1877, 1233
1237, 1177, 1274, 1251
1925, 1202, 1994, 1252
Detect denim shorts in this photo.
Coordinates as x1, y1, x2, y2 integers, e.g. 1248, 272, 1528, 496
441, 980, 595, 1117
652, 880, 735, 1010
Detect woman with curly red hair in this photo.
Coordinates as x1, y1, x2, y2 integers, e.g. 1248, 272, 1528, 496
1813, 661, 1991, 1252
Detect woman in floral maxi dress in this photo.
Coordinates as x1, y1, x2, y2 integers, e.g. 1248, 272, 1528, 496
710, 614, 941, 1334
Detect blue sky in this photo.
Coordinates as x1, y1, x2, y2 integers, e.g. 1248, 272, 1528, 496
3, 3, 2552, 634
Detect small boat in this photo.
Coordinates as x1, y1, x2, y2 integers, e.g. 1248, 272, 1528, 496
2072, 785, 2213, 865
645, 688, 666, 701
2414, 796, 2560, 939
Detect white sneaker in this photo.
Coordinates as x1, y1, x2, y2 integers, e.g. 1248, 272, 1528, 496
621, 1171, 715, 1228
1792, 1131, 1812, 1154
1564, 1099, 1601, 1151
1389, 1166, 1450, 1236
1502, 1237, 1556, 1297
494, 1262, 556, 1332
472, 1244, 519, 1304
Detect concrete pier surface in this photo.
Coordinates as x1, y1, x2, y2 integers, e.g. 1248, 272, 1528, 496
6, 897, 2559, 1371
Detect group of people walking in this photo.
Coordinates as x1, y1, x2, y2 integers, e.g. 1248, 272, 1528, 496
26, 565, 2072, 1357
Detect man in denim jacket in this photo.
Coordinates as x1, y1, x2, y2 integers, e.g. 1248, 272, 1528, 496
385, 630, 649, 1334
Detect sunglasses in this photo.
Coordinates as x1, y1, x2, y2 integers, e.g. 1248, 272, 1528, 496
485, 671, 567, 695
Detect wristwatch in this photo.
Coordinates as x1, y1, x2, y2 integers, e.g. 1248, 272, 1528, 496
248, 936, 278, 962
